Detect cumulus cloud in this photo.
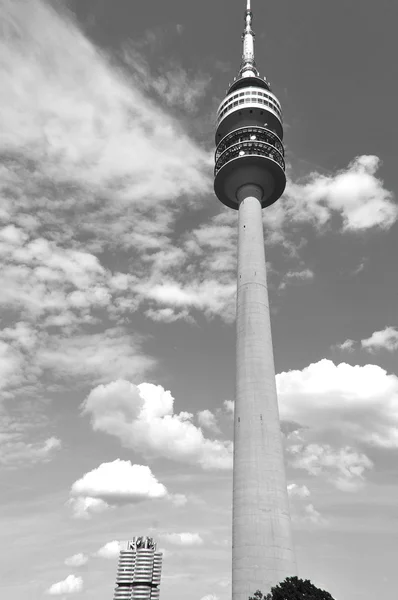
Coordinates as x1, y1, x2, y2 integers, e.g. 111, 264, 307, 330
64, 553, 88, 567
336, 328, 398, 354
361, 327, 398, 352
197, 409, 220, 433
47, 574, 83, 595
161, 532, 204, 546
95, 541, 123, 559
82, 381, 233, 469
223, 400, 235, 415
282, 155, 397, 231
68, 459, 183, 518
277, 359, 398, 448
71, 460, 167, 500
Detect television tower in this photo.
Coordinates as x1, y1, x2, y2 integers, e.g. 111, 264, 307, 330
214, 1, 297, 599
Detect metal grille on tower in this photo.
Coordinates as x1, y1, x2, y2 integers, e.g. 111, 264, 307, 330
113, 537, 162, 600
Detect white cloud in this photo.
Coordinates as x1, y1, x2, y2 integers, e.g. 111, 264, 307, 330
0, 227, 155, 390
82, 381, 233, 469
301, 503, 325, 525
0, 231, 109, 320
287, 483, 311, 498
0, 0, 211, 207
68, 459, 184, 519
288, 444, 373, 491
38, 329, 154, 384
67, 496, 110, 520
279, 268, 314, 290
0, 339, 26, 393
223, 400, 234, 415
287, 483, 324, 526
47, 574, 83, 595
124, 46, 211, 114
144, 307, 192, 323
71, 460, 168, 503
0, 434, 61, 467
200, 596, 220, 600
95, 541, 123, 559
197, 409, 220, 433
161, 532, 204, 546
285, 268, 314, 280
141, 280, 236, 321
336, 339, 356, 352
361, 327, 398, 352
64, 553, 88, 567
1, 321, 37, 352
283, 155, 397, 231
277, 359, 398, 448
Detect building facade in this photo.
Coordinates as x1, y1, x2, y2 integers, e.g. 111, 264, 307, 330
113, 537, 162, 600
214, 2, 297, 599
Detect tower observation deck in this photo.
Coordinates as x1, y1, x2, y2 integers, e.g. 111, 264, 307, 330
214, 2, 297, 599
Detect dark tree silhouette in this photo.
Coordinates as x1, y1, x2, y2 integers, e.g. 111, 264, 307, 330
248, 590, 271, 600
249, 576, 335, 600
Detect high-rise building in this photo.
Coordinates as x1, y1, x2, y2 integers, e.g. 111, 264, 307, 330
113, 537, 162, 600
214, 2, 297, 599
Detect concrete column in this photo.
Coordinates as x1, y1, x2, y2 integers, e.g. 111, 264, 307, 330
233, 184, 296, 600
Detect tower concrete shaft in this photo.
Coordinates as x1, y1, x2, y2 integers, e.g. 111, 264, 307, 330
233, 185, 296, 600
213, 1, 297, 597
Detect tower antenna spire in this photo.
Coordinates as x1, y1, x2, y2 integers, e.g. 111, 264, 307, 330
240, 0, 258, 77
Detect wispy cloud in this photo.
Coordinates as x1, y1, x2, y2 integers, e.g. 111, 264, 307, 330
335, 339, 356, 352
0, 0, 211, 211
287, 483, 325, 526
288, 443, 373, 491
160, 532, 204, 546
64, 553, 89, 567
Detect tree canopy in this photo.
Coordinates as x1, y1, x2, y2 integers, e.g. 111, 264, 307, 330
249, 576, 335, 600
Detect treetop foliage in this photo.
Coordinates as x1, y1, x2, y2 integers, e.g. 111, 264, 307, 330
248, 576, 335, 600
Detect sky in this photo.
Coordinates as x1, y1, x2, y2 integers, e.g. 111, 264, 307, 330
1, 0, 398, 599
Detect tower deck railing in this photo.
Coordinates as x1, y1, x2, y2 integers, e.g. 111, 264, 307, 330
215, 139, 285, 176
216, 126, 284, 160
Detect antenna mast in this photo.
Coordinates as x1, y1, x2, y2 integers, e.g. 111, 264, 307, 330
240, 0, 259, 77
